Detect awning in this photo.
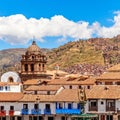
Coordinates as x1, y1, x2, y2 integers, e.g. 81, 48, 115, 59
71, 113, 98, 118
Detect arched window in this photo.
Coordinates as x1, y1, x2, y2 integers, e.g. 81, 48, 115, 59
31, 64, 34, 72
8, 77, 14, 82
24, 64, 28, 72
42, 64, 45, 71
32, 56, 34, 60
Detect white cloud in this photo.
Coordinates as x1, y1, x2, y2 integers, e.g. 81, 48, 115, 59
0, 14, 93, 45
97, 11, 120, 38
0, 12, 120, 45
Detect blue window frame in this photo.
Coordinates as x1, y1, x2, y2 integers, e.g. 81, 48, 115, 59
68, 103, 72, 109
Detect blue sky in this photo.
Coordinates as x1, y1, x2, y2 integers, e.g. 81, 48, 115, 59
0, 0, 120, 50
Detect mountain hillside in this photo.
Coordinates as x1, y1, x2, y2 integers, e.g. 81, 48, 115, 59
0, 35, 120, 76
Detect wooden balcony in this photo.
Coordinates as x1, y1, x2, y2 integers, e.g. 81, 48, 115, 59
0, 110, 6, 116
106, 106, 115, 111
89, 106, 98, 111
9, 110, 14, 116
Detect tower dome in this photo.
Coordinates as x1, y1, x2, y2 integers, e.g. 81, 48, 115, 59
26, 41, 41, 55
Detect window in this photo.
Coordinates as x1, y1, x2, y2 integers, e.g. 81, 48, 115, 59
87, 86, 90, 89
10, 106, 14, 110
5, 86, 10, 91
42, 64, 45, 71
31, 64, 34, 72
107, 101, 115, 107
0, 106, 4, 110
101, 101, 104, 105
0, 86, 3, 91
8, 77, 14, 82
25, 64, 28, 72
59, 103, 63, 109
61, 116, 65, 120
69, 85, 72, 89
77, 103, 81, 109
105, 82, 113, 85
47, 91, 50, 95
68, 103, 72, 109
90, 100, 97, 107
39, 64, 41, 71
34, 104, 39, 109
34, 91, 37, 94
79, 85, 82, 89
45, 104, 50, 109
32, 56, 34, 60
23, 104, 28, 109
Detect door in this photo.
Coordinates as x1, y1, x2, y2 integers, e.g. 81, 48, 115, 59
48, 117, 54, 120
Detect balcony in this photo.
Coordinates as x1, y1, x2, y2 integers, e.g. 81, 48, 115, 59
89, 106, 98, 111
21, 109, 29, 115
9, 110, 14, 116
106, 106, 115, 111
0, 110, 6, 116
31, 109, 41, 115
56, 108, 81, 114
44, 109, 51, 114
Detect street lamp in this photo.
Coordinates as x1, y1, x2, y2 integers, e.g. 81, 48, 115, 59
36, 96, 40, 120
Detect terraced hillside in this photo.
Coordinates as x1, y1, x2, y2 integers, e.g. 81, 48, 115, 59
0, 35, 120, 75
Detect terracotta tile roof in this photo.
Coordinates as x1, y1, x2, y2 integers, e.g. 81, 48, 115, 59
86, 85, 120, 99
23, 79, 50, 85
0, 82, 6, 86
0, 93, 23, 101
108, 64, 120, 72
0, 82, 20, 86
20, 89, 84, 102
96, 72, 120, 80
55, 89, 83, 102
48, 77, 95, 85
25, 85, 61, 91
19, 94, 56, 102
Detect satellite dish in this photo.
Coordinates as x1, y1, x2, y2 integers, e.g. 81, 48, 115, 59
1, 71, 21, 83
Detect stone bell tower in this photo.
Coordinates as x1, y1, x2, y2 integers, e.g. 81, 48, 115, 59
20, 41, 47, 81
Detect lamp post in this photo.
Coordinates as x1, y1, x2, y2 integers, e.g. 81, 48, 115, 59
36, 96, 40, 120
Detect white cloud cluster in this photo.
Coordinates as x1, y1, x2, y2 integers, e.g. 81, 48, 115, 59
0, 12, 120, 45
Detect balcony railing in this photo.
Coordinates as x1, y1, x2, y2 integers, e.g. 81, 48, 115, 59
56, 108, 81, 114
0, 110, 6, 116
44, 109, 51, 114
21, 109, 29, 115
106, 106, 115, 111
89, 106, 98, 111
31, 109, 41, 115
9, 110, 14, 116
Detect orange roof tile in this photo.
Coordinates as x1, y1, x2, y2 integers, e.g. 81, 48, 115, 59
23, 79, 50, 85
25, 85, 61, 91
108, 64, 120, 72
55, 89, 83, 102
96, 72, 120, 80
86, 85, 120, 99
0, 93, 23, 101
0, 82, 20, 86
48, 77, 95, 85
20, 89, 84, 102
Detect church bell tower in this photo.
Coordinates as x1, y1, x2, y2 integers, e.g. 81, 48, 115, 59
20, 41, 47, 81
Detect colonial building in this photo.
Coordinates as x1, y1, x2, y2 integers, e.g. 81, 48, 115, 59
0, 41, 119, 120
96, 64, 120, 85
